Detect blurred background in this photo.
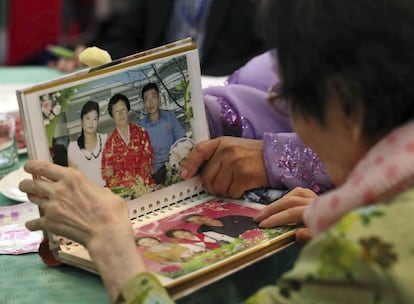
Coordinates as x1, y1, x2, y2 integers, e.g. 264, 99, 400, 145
0, 0, 127, 66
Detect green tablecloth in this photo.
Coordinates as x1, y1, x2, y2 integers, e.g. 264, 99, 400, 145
0, 66, 64, 84
0, 67, 301, 303
0, 256, 109, 304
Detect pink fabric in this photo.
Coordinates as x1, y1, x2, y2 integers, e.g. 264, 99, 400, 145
304, 121, 414, 235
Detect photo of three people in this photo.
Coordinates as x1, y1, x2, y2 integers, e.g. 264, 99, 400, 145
41, 55, 194, 199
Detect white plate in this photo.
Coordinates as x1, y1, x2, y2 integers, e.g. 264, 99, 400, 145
0, 167, 31, 202
0, 84, 31, 155
0, 84, 32, 113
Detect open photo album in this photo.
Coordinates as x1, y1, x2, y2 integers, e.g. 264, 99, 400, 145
16, 38, 296, 299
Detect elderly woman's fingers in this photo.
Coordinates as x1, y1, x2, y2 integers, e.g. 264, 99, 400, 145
181, 139, 219, 180
295, 228, 312, 244
202, 159, 232, 196
23, 160, 68, 182
26, 193, 49, 210
25, 218, 44, 232
19, 178, 53, 200
258, 206, 307, 228
254, 195, 309, 222
254, 187, 317, 222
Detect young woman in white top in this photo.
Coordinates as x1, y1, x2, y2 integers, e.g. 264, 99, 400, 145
67, 101, 107, 187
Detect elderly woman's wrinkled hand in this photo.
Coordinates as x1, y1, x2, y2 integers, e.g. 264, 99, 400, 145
19, 160, 131, 247
254, 187, 317, 243
19, 160, 148, 301
180, 136, 269, 198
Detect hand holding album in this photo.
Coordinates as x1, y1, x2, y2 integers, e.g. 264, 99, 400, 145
22, 160, 130, 248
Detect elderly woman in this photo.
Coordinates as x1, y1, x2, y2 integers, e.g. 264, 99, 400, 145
101, 93, 155, 189
19, 0, 414, 303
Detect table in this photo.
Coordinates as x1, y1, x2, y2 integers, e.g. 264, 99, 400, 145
0, 67, 301, 303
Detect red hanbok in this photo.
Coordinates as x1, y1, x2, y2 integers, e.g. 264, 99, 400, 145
102, 123, 155, 188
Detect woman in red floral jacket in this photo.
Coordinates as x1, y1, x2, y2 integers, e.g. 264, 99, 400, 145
101, 93, 155, 191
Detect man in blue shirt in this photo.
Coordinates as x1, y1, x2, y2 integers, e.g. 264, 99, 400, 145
139, 82, 186, 185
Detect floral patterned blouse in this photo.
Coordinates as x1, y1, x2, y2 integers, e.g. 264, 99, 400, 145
102, 123, 155, 189
245, 187, 414, 303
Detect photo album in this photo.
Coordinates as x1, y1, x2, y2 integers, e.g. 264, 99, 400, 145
16, 38, 296, 299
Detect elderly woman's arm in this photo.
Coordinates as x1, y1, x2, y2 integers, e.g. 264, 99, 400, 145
87, 224, 148, 301
180, 133, 333, 199
19, 160, 173, 303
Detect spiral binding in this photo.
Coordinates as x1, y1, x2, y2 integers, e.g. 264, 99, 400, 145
54, 178, 208, 249
130, 185, 208, 223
